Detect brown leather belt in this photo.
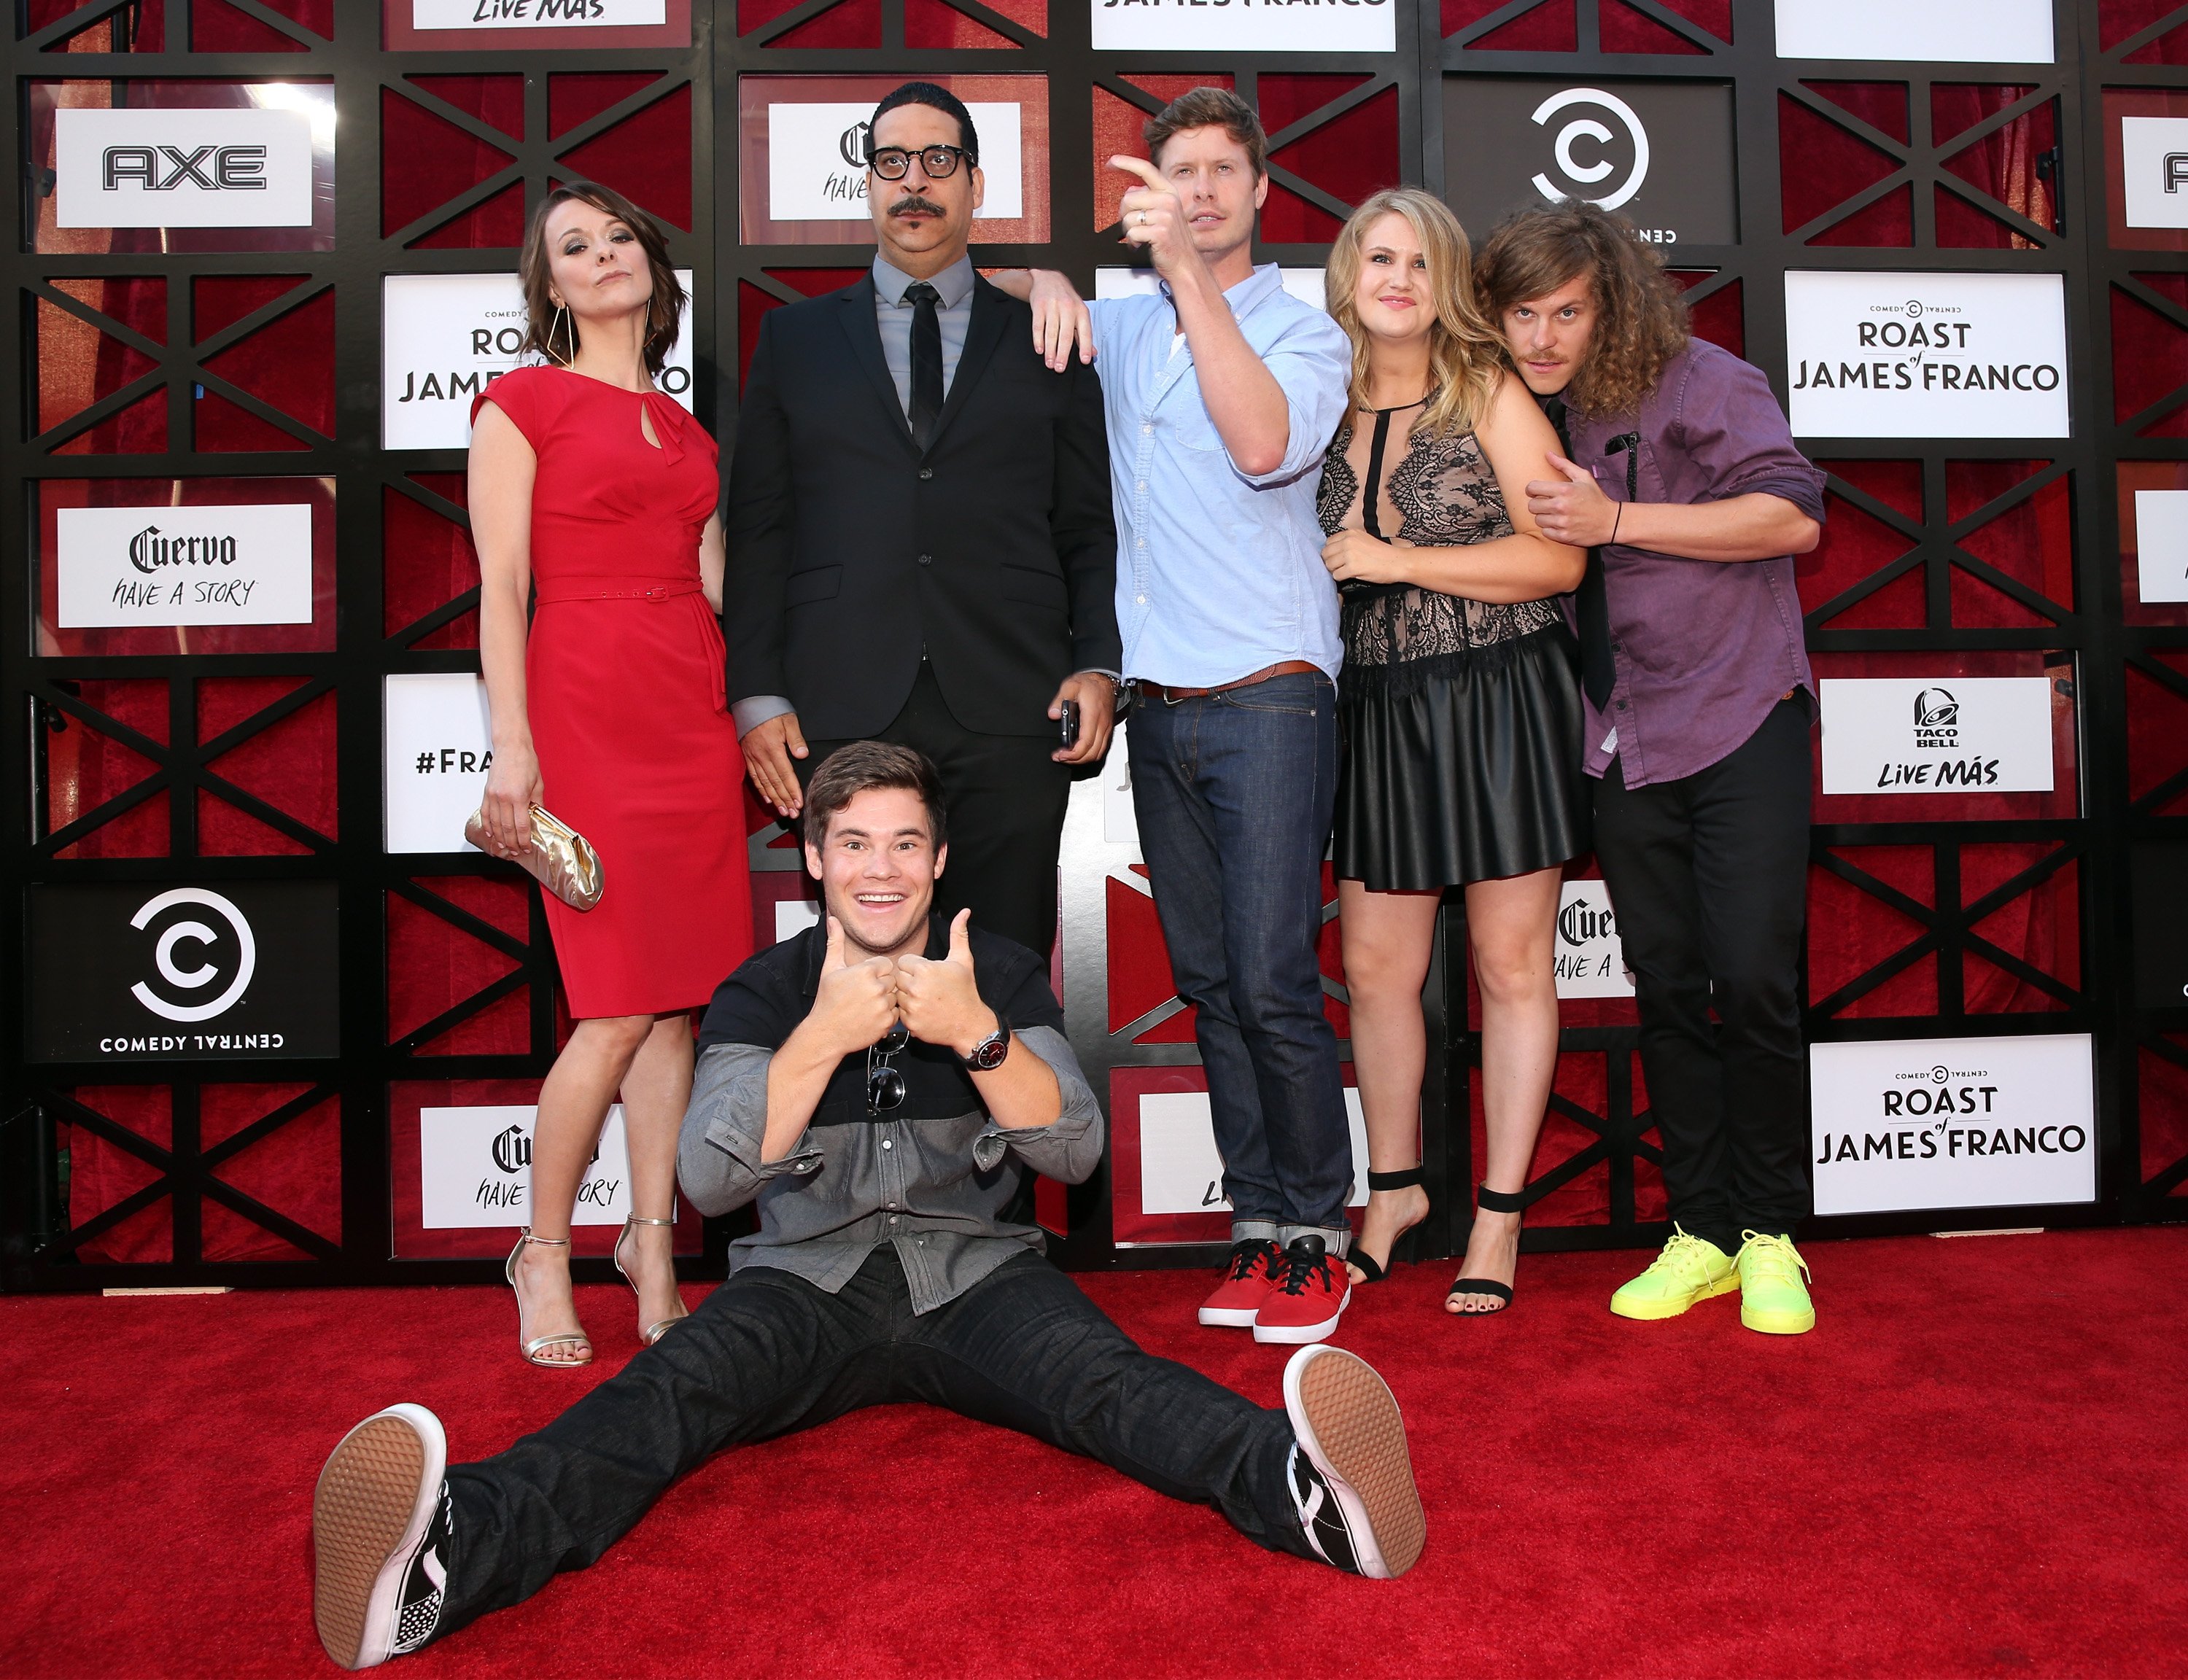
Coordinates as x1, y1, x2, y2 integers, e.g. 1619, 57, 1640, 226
1139, 660, 1323, 704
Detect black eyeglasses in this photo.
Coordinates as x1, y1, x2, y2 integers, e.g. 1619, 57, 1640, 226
866, 1022, 910, 1115
868, 144, 974, 181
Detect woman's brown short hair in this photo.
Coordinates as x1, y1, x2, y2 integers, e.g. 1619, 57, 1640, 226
518, 183, 686, 376
1474, 200, 1690, 419
802, 741, 949, 852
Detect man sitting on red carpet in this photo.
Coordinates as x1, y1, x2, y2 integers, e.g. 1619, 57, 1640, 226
309, 742, 1427, 1671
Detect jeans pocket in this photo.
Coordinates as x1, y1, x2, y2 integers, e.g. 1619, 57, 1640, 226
1215, 674, 1328, 718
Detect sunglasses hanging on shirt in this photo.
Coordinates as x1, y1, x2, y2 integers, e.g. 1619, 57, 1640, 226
866, 1023, 911, 1115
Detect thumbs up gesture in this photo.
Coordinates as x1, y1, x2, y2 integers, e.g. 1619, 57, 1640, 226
810, 914, 901, 1057
1524, 452, 1618, 548
895, 908, 999, 1059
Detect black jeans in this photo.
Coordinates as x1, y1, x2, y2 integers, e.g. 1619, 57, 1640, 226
802, 661, 1074, 958
433, 1249, 1310, 1641
1591, 697, 1813, 1256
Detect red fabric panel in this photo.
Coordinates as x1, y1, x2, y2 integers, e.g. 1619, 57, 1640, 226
1598, 0, 1706, 54
1810, 183, 1914, 249
1093, 77, 1235, 233
1948, 464, 2072, 626
1799, 459, 1921, 629
2126, 651, 2188, 813
191, 0, 301, 49
382, 86, 516, 238
1259, 74, 1371, 140
2119, 462, 2188, 628
410, 73, 524, 140
411, 182, 529, 252
548, 71, 658, 139
1808, 847, 1938, 1019
2111, 277, 2188, 431
1468, 1049, 1659, 1229
1802, 81, 1909, 146
28, 0, 168, 47
2139, 1041, 2188, 1191
1446, 0, 1575, 47
1264, 85, 1398, 241
384, 478, 480, 648
199, 288, 335, 440
387, 876, 534, 1055
1961, 847, 2076, 1014
37, 289, 160, 445
61, 1086, 173, 1264
2106, 0, 2188, 52
1933, 88, 2053, 249
200, 1084, 341, 1261
47, 680, 170, 860
905, 0, 1014, 47
197, 680, 338, 852
737, 0, 877, 40
1780, 92, 1901, 238
737, 268, 869, 388
1669, 273, 1742, 359
557, 84, 693, 231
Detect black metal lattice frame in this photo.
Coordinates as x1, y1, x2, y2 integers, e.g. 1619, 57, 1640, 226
3, 0, 2181, 1293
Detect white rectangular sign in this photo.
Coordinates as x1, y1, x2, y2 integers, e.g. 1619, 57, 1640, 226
1810, 1034, 2095, 1216
767, 103, 1023, 224
1774, 0, 2052, 63
1784, 271, 2068, 440
2123, 117, 2188, 231
411, 0, 662, 28
1092, 0, 1392, 54
419, 1103, 640, 1228
1554, 880, 1634, 999
384, 674, 493, 854
1820, 677, 2055, 796
2133, 489, 2188, 604
1138, 1088, 1370, 1216
56, 106, 314, 229
55, 502, 312, 629
381, 271, 694, 451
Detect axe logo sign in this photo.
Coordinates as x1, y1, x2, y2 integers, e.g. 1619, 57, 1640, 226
55, 106, 315, 229
101, 144, 267, 191
1442, 77, 1738, 247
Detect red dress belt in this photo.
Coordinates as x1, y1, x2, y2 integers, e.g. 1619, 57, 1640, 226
533, 581, 703, 604
1139, 659, 1324, 704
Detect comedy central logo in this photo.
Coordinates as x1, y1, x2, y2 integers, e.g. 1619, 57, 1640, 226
129, 887, 257, 1023
1530, 88, 1648, 212
1912, 686, 1960, 750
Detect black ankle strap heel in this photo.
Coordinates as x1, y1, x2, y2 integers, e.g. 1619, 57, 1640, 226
1446, 1184, 1526, 1315
1351, 1167, 1429, 1283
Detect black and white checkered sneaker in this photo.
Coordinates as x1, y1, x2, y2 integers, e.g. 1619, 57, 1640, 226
1282, 1345, 1427, 1579
312, 1404, 452, 1670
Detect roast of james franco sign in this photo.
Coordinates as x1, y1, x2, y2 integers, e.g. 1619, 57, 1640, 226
55, 502, 312, 629
380, 271, 694, 451
1782, 271, 2069, 440
1809, 1034, 2095, 1217
25, 882, 340, 1063
765, 104, 1025, 223
1441, 81, 1738, 250
1817, 677, 2055, 796
53, 106, 315, 228
418, 1105, 639, 1227
1090, 0, 1392, 54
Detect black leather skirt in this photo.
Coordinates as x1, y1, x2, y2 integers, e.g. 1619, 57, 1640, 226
1335, 621, 1589, 890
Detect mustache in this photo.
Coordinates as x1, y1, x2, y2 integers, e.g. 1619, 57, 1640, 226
888, 195, 947, 218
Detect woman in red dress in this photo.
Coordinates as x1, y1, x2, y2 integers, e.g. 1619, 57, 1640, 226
470, 184, 751, 1366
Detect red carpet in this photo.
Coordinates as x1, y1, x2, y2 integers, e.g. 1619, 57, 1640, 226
5, 1228, 2186, 1679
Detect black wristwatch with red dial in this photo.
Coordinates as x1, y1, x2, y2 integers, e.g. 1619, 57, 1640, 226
961, 1019, 1011, 1071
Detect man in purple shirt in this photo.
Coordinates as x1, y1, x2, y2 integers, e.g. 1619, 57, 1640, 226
1477, 202, 1828, 1337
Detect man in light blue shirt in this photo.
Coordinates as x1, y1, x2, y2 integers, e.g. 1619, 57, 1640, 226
998, 88, 1356, 1343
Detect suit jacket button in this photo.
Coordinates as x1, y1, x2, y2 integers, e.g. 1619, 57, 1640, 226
919, 467, 934, 481
918, 553, 933, 566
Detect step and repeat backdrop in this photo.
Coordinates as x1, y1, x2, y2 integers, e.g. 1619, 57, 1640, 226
6, 0, 2187, 1286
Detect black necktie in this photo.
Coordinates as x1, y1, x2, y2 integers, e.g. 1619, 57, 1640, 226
1546, 396, 1615, 712
904, 281, 944, 451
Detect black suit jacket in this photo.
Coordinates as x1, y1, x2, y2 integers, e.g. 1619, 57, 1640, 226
723, 273, 1120, 741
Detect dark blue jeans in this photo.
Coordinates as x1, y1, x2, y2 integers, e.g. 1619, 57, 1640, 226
1128, 671, 1352, 1246
432, 1249, 1309, 1641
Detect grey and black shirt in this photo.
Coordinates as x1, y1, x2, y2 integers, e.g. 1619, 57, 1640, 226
677, 915, 1103, 1313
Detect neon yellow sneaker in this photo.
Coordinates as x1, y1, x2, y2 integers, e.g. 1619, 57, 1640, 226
1608, 1226, 1738, 1321
1735, 1231, 1815, 1335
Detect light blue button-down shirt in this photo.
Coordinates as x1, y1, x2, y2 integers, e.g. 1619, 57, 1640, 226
1087, 265, 1351, 688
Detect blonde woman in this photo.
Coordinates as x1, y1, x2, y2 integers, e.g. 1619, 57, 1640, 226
1316, 189, 1586, 1315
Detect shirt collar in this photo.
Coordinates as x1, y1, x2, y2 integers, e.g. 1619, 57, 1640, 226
872, 252, 977, 311
1158, 261, 1284, 318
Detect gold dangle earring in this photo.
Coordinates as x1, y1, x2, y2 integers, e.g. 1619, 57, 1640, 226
550, 302, 573, 366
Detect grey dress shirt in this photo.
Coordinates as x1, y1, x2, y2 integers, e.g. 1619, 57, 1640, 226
676, 915, 1104, 1313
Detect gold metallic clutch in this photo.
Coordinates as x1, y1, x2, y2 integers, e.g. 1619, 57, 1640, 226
465, 802, 604, 911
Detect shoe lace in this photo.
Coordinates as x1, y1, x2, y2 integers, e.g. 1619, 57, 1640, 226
1739, 1231, 1810, 1288
1649, 1224, 1718, 1277
1226, 1239, 1277, 1283
1272, 1243, 1332, 1298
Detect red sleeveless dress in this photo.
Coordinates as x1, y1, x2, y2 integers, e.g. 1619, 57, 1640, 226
473, 365, 750, 1017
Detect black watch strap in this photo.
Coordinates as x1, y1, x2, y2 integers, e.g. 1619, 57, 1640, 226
963, 1022, 1010, 1071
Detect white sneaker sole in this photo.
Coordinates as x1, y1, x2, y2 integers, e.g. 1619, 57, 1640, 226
1282, 1346, 1425, 1579
1198, 1304, 1265, 1328
1252, 1288, 1349, 1343
312, 1404, 446, 1671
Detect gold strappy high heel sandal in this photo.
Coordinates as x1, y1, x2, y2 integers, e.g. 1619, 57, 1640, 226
504, 1229, 594, 1368
613, 1214, 689, 1346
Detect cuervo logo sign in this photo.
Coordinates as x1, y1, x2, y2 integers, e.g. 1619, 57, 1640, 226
128, 526, 238, 573
839, 121, 871, 169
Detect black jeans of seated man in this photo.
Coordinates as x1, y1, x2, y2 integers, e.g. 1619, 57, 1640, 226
1589, 695, 1815, 1259
430, 1248, 1314, 1641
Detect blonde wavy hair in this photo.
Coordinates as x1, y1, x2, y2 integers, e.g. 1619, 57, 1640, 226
1325, 188, 1508, 439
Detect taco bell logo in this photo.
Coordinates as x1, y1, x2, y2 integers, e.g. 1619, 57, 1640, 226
1912, 686, 1960, 749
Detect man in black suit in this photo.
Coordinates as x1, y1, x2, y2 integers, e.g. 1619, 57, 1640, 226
726, 82, 1120, 959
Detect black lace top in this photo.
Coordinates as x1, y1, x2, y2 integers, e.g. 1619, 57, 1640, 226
1316, 419, 1564, 696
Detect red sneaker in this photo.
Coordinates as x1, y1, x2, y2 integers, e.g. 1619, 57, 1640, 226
1252, 1235, 1351, 1344
1198, 1238, 1281, 1327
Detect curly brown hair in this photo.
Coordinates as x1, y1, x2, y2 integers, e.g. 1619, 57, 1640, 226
1473, 201, 1689, 419
518, 183, 685, 377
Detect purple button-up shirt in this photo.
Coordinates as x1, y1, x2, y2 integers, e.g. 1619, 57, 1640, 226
1567, 338, 1828, 789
